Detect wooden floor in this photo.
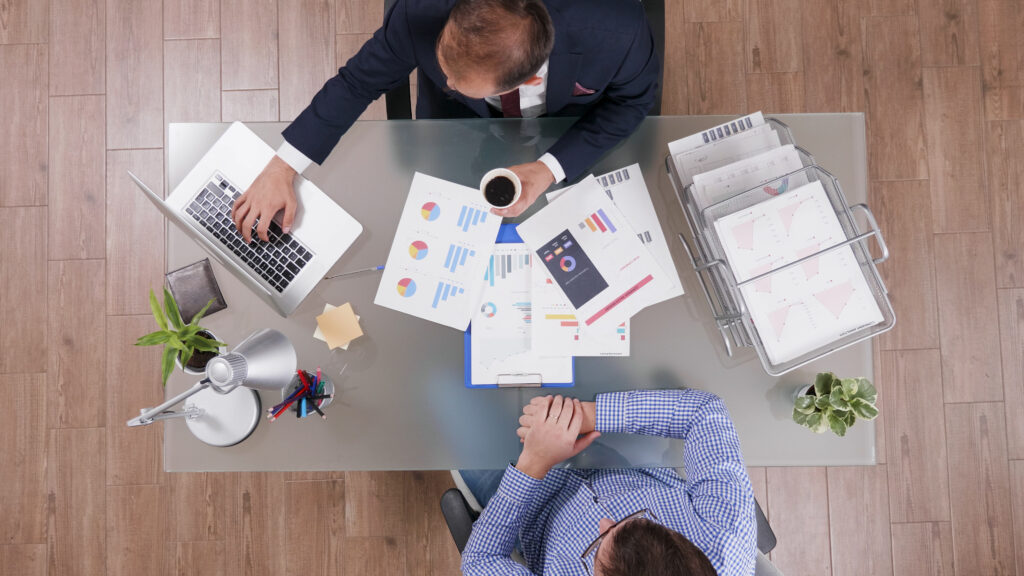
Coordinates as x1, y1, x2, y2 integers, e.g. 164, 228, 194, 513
0, 0, 1022, 574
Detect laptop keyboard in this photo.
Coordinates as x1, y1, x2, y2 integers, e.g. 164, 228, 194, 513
184, 172, 314, 293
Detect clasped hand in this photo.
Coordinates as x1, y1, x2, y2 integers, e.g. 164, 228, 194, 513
515, 395, 600, 480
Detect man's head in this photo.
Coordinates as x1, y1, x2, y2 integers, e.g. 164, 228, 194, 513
437, 0, 555, 99
594, 517, 717, 576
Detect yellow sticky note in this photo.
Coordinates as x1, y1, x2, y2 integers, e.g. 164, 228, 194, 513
316, 302, 363, 350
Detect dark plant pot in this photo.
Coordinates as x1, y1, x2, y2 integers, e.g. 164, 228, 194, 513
177, 329, 224, 375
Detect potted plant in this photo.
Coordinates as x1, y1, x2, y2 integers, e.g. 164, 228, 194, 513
792, 372, 878, 437
135, 288, 226, 386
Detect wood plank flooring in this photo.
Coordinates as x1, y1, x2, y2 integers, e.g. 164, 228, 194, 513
1, 0, 1021, 574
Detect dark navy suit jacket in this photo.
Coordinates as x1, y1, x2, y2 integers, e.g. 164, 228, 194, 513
282, 0, 659, 182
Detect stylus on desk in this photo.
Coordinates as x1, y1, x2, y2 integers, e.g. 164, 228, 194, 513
324, 265, 385, 280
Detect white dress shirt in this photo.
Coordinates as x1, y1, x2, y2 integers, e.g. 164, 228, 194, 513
277, 59, 567, 183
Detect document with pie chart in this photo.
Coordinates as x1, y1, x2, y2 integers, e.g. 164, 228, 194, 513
374, 172, 501, 330
517, 175, 671, 329
470, 244, 572, 386
712, 180, 884, 364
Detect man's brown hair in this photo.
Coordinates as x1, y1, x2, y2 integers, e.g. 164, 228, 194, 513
438, 0, 555, 93
598, 519, 718, 576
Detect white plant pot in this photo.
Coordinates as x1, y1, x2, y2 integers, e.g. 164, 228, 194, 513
176, 329, 226, 375
794, 383, 814, 401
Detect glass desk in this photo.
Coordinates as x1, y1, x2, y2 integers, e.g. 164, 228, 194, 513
164, 114, 875, 471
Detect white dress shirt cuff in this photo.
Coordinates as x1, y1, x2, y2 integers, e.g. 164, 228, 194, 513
537, 152, 566, 183
276, 141, 314, 174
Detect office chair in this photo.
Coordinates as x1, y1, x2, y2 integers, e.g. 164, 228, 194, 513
440, 474, 783, 575
378, 0, 666, 119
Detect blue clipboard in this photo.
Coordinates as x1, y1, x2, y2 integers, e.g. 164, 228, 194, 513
464, 223, 575, 388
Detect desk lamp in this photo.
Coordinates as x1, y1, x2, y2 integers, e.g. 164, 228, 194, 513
126, 328, 297, 446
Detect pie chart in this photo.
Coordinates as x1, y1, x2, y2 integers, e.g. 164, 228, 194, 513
481, 302, 497, 318
397, 278, 417, 297
421, 202, 441, 221
408, 240, 429, 260
559, 255, 576, 272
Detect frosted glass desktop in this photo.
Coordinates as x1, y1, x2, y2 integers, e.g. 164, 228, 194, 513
164, 114, 876, 471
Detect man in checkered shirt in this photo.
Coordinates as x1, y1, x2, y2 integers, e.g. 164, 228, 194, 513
460, 389, 757, 575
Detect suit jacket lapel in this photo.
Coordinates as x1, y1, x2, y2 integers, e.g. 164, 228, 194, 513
546, 51, 581, 115
544, 2, 581, 115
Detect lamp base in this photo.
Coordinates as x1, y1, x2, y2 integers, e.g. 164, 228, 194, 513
183, 386, 261, 447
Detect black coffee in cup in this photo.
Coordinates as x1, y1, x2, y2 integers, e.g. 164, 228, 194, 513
484, 176, 517, 207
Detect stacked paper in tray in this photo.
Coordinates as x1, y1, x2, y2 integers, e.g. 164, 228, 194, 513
667, 112, 883, 364
712, 181, 883, 364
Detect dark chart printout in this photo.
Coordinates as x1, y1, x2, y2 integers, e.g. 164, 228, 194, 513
537, 230, 608, 308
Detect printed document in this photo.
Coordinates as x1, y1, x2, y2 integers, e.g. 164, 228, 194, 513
531, 261, 630, 357
668, 112, 766, 157
374, 172, 500, 330
712, 181, 884, 364
471, 244, 573, 385
548, 164, 684, 304
518, 176, 671, 329
691, 144, 807, 211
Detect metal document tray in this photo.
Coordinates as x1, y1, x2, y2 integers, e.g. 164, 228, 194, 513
666, 130, 895, 375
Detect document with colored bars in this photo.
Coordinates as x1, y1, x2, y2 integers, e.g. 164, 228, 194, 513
547, 163, 684, 304
471, 244, 573, 385
518, 175, 674, 330
374, 172, 501, 330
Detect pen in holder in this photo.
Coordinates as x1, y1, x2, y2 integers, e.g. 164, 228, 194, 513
267, 369, 334, 421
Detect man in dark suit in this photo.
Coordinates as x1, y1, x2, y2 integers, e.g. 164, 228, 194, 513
233, 0, 659, 243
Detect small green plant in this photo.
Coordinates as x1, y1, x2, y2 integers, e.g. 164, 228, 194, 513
793, 372, 878, 437
135, 288, 225, 386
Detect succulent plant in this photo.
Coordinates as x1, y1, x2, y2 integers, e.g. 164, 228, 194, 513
793, 372, 878, 437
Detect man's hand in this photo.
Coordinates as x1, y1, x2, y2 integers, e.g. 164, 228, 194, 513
515, 396, 601, 480
490, 161, 555, 218
232, 155, 299, 243
518, 395, 596, 442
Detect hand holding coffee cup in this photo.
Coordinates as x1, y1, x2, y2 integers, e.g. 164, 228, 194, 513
485, 162, 556, 218
480, 168, 522, 209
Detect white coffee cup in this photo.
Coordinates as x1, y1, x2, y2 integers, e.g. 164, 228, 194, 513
480, 168, 522, 209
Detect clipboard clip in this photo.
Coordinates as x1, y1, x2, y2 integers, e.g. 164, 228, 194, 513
496, 373, 544, 387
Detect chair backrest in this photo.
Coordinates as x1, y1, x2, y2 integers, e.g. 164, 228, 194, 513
639, 0, 664, 116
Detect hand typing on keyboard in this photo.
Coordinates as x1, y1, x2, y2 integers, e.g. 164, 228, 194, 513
232, 155, 298, 243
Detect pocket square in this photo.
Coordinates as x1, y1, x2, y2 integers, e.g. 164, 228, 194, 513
573, 82, 596, 96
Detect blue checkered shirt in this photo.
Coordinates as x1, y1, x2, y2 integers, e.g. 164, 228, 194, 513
461, 389, 757, 575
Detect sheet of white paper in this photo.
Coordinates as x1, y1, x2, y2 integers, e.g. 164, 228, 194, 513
471, 244, 573, 386
712, 181, 884, 364
374, 172, 501, 330
668, 112, 766, 156
531, 259, 630, 357
690, 144, 807, 211
550, 164, 684, 303
673, 123, 782, 188
518, 175, 671, 329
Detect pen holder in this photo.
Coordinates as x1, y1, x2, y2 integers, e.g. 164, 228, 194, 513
280, 370, 335, 418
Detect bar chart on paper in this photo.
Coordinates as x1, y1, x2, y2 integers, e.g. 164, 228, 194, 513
485, 251, 532, 286
457, 205, 489, 232
432, 281, 465, 309
444, 244, 476, 273
579, 209, 618, 234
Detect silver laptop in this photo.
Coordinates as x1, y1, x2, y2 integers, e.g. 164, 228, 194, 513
129, 121, 363, 317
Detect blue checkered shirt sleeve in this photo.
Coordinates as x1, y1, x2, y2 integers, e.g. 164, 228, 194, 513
597, 389, 757, 575
462, 464, 541, 575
